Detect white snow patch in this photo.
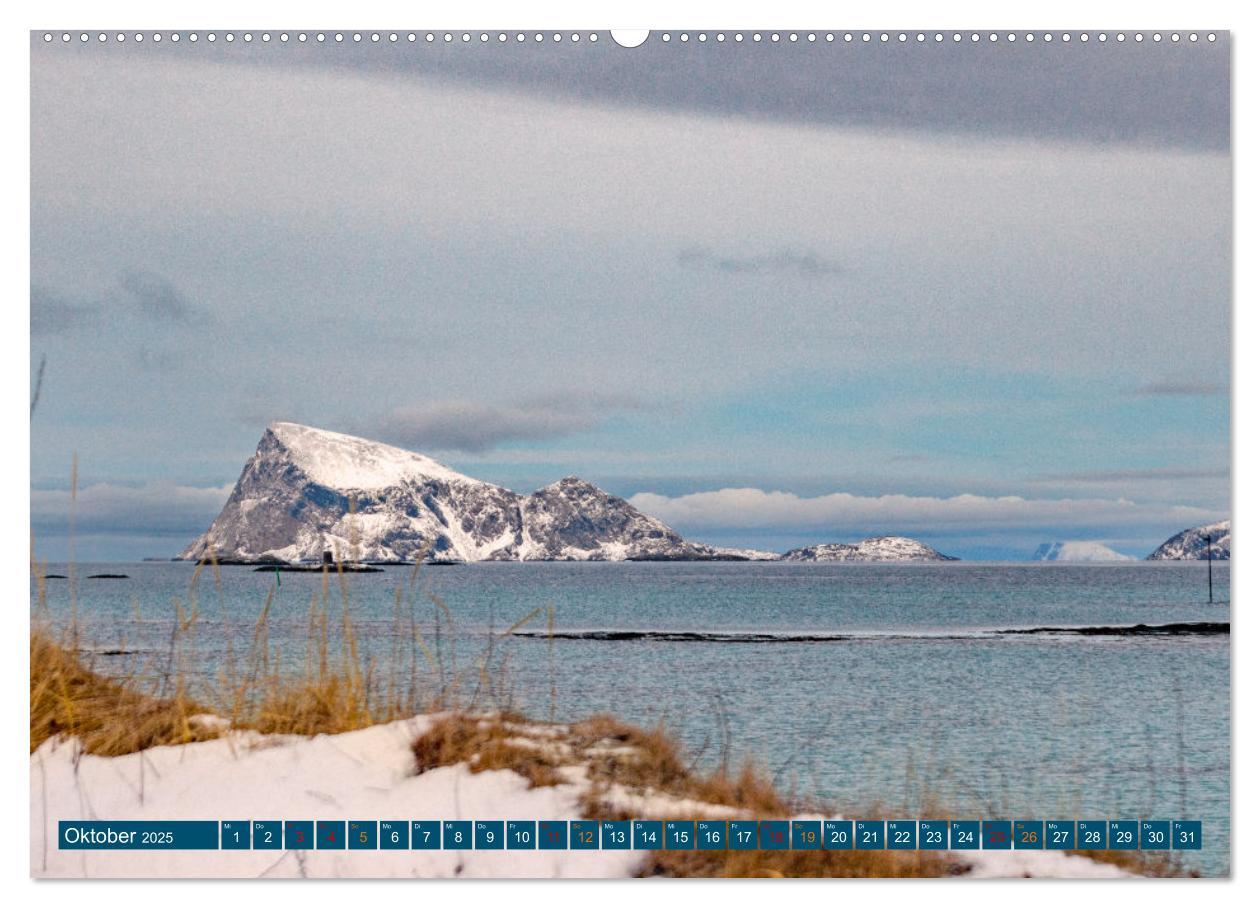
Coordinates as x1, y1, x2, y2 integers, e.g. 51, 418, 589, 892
269, 422, 480, 491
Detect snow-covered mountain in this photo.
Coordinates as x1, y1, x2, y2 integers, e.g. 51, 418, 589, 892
1146, 519, 1231, 561
517, 476, 717, 561
181, 423, 730, 563
780, 536, 957, 562
709, 546, 782, 561
1032, 541, 1135, 562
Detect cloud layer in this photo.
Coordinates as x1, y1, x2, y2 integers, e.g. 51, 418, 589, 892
677, 247, 847, 278
31, 272, 204, 335
1135, 381, 1228, 396
376, 395, 645, 453
116, 32, 1230, 151
31, 482, 233, 534
628, 487, 1218, 533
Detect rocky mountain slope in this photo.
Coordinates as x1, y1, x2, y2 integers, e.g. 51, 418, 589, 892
517, 476, 717, 561
181, 423, 728, 563
780, 536, 957, 562
1146, 519, 1231, 561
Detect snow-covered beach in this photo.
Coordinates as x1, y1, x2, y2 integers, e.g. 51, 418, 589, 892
31, 714, 1134, 879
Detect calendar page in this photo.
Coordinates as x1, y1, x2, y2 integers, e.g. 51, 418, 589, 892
28, 24, 1230, 881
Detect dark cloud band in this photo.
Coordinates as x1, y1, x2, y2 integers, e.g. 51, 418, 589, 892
64, 31, 1230, 151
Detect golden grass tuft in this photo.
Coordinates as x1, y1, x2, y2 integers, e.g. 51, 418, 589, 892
571, 714, 692, 796
568, 713, 787, 818
245, 673, 377, 737
411, 713, 563, 788
30, 632, 218, 756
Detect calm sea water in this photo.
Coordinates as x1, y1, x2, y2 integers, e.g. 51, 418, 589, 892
33, 561, 1230, 875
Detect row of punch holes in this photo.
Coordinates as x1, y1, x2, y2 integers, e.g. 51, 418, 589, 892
43, 31, 1219, 46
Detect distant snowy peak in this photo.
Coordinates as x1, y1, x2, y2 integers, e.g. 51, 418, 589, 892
1146, 519, 1230, 561
710, 546, 782, 561
780, 536, 958, 562
1033, 541, 1135, 562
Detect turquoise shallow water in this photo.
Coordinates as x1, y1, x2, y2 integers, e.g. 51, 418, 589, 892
34, 561, 1230, 876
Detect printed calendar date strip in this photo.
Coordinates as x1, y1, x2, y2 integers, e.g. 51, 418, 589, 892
59, 819, 1203, 851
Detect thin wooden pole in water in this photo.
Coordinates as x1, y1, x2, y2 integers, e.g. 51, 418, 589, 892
1204, 531, 1214, 603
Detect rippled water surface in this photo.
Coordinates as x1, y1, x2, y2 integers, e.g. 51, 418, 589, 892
34, 561, 1230, 875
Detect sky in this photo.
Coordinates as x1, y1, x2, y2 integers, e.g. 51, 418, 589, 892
30, 32, 1231, 560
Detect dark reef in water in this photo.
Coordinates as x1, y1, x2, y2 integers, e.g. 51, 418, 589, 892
999, 621, 1228, 637
517, 630, 859, 643
86, 573, 130, 579
515, 621, 1230, 644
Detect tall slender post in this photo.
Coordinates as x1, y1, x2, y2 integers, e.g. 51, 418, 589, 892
1204, 532, 1213, 603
